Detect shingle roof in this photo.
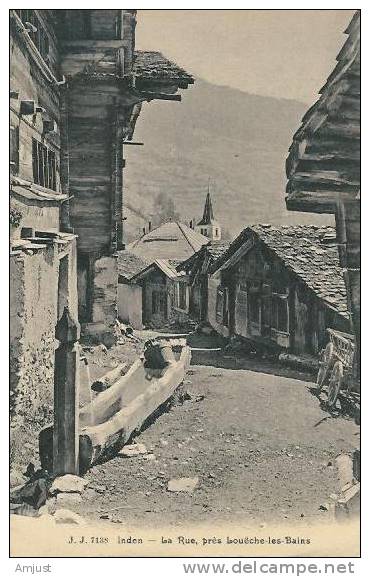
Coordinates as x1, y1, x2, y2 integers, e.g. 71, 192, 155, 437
133, 51, 194, 85
126, 221, 209, 262
206, 241, 231, 260
212, 224, 349, 318
285, 10, 360, 213
132, 259, 184, 282
116, 251, 148, 280
178, 240, 231, 276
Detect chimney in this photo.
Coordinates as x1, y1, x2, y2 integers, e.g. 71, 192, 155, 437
148, 221, 152, 232
142, 226, 146, 236
189, 219, 193, 229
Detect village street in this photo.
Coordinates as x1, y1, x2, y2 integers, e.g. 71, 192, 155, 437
75, 344, 359, 529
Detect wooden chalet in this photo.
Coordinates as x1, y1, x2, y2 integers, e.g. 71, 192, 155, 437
10, 9, 194, 345
208, 225, 350, 356
286, 10, 360, 372
178, 241, 230, 323
9, 9, 193, 464
132, 260, 189, 329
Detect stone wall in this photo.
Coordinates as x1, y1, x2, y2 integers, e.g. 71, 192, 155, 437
10, 238, 78, 469
10, 245, 57, 467
10, 193, 60, 233
83, 255, 118, 346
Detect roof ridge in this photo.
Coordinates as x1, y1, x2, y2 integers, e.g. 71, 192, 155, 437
177, 221, 198, 252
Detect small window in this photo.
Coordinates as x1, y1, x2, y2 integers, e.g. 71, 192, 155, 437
216, 287, 229, 326
18, 10, 50, 63
152, 291, 167, 316
272, 292, 289, 333
32, 138, 57, 190
38, 27, 49, 61
175, 282, 188, 311
249, 292, 261, 327
10, 125, 19, 174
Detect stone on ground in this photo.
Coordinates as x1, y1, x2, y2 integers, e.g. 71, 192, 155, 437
167, 477, 199, 493
54, 508, 86, 525
10, 469, 27, 488
50, 474, 89, 494
56, 492, 83, 507
119, 443, 147, 457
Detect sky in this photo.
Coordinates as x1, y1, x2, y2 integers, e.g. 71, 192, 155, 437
136, 9, 355, 104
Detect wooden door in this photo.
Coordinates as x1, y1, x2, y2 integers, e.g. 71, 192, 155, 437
235, 285, 248, 337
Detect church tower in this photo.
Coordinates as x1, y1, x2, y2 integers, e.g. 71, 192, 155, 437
196, 192, 222, 241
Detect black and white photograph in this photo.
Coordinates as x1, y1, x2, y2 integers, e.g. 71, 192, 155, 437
9, 7, 360, 559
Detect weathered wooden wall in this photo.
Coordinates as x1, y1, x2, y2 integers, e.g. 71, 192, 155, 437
336, 199, 361, 375
67, 89, 116, 254
208, 273, 230, 338
10, 12, 61, 190
211, 243, 348, 355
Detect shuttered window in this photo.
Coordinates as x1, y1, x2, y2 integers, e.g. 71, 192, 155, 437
216, 287, 229, 327
174, 281, 188, 311
16, 10, 50, 62
271, 291, 289, 334
32, 138, 57, 190
10, 125, 19, 174
235, 286, 248, 337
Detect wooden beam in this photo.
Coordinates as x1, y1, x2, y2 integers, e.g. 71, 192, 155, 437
140, 92, 182, 102
123, 141, 144, 146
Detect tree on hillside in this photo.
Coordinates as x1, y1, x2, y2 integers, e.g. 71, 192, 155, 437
152, 192, 180, 227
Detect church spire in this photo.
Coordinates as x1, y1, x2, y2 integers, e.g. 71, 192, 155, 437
195, 184, 222, 241
198, 192, 214, 225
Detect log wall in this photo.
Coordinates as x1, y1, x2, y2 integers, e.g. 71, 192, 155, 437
10, 12, 61, 190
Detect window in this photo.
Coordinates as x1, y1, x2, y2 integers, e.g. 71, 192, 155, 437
235, 286, 248, 337
38, 27, 50, 62
152, 290, 167, 318
174, 281, 188, 311
248, 292, 261, 328
32, 138, 57, 190
271, 291, 289, 334
16, 10, 50, 62
216, 287, 229, 326
10, 125, 19, 174
152, 291, 167, 317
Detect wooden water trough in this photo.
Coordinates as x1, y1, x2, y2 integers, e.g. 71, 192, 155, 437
40, 340, 191, 473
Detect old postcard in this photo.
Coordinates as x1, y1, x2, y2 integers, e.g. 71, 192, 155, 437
9, 8, 360, 559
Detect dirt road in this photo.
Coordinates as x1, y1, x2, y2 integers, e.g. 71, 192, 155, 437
76, 359, 358, 529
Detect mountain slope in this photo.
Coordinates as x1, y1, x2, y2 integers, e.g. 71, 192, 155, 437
123, 79, 332, 243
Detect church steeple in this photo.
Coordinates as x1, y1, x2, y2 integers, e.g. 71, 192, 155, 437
196, 187, 222, 241
198, 192, 214, 225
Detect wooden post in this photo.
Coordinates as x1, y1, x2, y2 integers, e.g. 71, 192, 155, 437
59, 84, 73, 233
53, 307, 81, 476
